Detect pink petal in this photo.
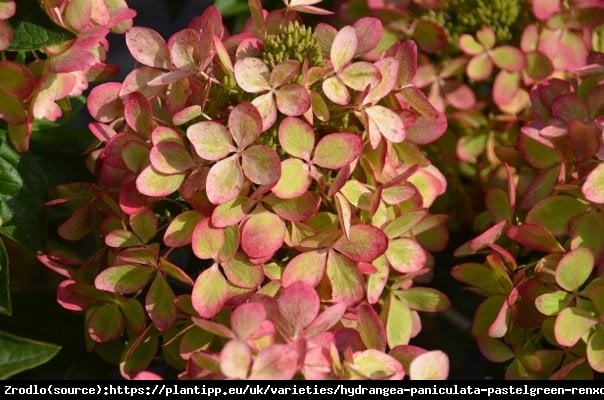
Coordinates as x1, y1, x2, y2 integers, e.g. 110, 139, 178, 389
124, 92, 153, 136
322, 76, 350, 105
271, 192, 320, 222
467, 53, 493, 81
331, 26, 357, 71
275, 84, 311, 116
241, 212, 286, 260
312, 132, 363, 169
251, 92, 277, 132
220, 340, 251, 379
491, 46, 526, 72
532, 0, 560, 20
231, 302, 267, 340
339, 61, 381, 92
409, 350, 449, 380
353, 17, 383, 55
126, 27, 171, 69
191, 264, 229, 318
334, 224, 388, 262
168, 28, 201, 71
234, 57, 271, 93
282, 250, 328, 288
278, 117, 315, 159
583, 163, 604, 204
241, 145, 281, 185
278, 281, 320, 338
365, 105, 406, 143
87, 82, 123, 123
187, 121, 234, 161
206, 156, 244, 205
228, 102, 264, 148
269, 60, 300, 87
458, 34, 483, 56
136, 165, 185, 197
249, 345, 299, 380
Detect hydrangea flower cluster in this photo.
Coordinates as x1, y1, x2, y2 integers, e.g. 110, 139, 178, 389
40, 0, 451, 379
0, 0, 135, 151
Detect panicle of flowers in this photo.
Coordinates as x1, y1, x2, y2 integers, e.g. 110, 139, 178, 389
40, 0, 453, 380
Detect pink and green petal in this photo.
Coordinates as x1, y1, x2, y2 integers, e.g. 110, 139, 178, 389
187, 121, 234, 161
269, 60, 300, 87
554, 307, 597, 347
326, 250, 364, 305
222, 254, 264, 289
322, 76, 350, 106
275, 84, 311, 116
353, 17, 382, 55
145, 273, 176, 332
466, 53, 493, 82
334, 224, 388, 263
583, 164, 604, 204
330, 26, 357, 71
164, 210, 203, 247
220, 340, 251, 379
272, 158, 312, 199
241, 145, 281, 185
136, 165, 185, 197
339, 62, 381, 92
252, 92, 278, 131
313, 133, 362, 169
192, 264, 230, 319
150, 141, 193, 174
95, 265, 155, 294
365, 105, 406, 143
248, 344, 299, 380
278, 281, 320, 338
228, 102, 264, 148
555, 248, 594, 292
278, 117, 315, 159
168, 28, 201, 71
491, 46, 526, 72
234, 57, 271, 93
206, 156, 244, 205
270, 192, 321, 222
409, 351, 449, 380
241, 212, 286, 260
282, 250, 328, 288
191, 218, 225, 260
386, 238, 427, 273
458, 34, 484, 56
126, 27, 171, 69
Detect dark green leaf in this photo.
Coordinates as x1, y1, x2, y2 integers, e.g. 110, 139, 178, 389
7, 0, 76, 51
0, 329, 60, 379
0, 132, 48, 253
0, 239, 8, 315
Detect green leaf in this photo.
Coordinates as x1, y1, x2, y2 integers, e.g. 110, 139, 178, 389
535, 290, 571, 316
587, 327, 604, 373
386, 294, 413, 348
396, 287, 450, 312
7, 0, 76, 51
555, 248, 594, 292
0, 239, 8, 315
0, 133, 48, 253
554, 307, 597, 347
119, 328, 159, 379
0, 329, 60, 379
526, 196, 588, 237
145, 273, 176, 333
